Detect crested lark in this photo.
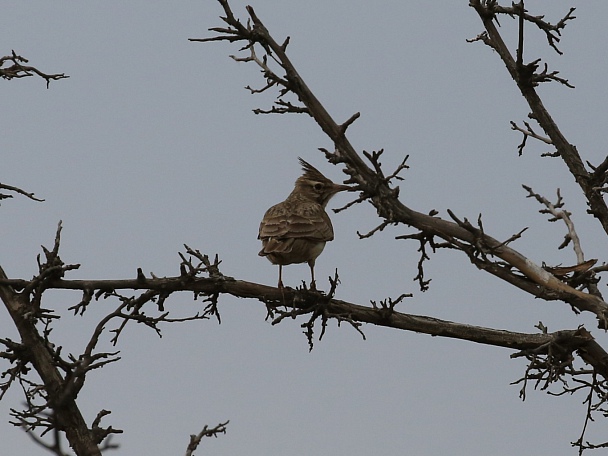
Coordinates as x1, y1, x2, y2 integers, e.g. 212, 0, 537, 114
258, 158, 350, 289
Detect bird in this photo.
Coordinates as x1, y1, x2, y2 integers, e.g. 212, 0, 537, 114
258, 158, 351, 289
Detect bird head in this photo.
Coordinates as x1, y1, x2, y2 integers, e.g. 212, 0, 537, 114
294, 158, 351, 207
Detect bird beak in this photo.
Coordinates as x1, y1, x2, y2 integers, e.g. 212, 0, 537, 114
332, 183, 353, 193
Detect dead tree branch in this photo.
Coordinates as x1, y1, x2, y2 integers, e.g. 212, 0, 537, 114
1, 50, 68, 88
194, 1, 608, 329
523, 185, 601, 298
0, 233, 229, 454
468, 1, 608, 236
184, 421, 229, 456
0, 183, 44, 204
510, 120, 554, 156
2, 269, 608, 377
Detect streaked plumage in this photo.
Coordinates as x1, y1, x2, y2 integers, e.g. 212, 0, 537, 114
258, 158, 350, 288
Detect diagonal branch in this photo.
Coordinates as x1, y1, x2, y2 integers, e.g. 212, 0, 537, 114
491, 3, 576, 55
0, 265, 103, 456
194, 1, 608, 328
0, 183, 44, 203
1, 272, 608, 381
185, 421, 229, 456
469, 1, 608, 237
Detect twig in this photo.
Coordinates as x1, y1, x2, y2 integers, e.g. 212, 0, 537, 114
357, 221, 392, 239
339, 112, 360, 134
185, 421, 229, 456
0, 183, 44, 203
510, 120, 553, 156
523, 186, 585, 262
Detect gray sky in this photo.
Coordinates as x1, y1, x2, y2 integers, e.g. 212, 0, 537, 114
2, 1, 608, 454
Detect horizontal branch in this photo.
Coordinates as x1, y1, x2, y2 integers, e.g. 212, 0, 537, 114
1, 274, 606, 375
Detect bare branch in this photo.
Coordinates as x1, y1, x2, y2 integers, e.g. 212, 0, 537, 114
357, 221, 392, 239
3, 270, 607, 379
490, 3, 576, 55
0, 182, 44, 203
510, 119, 554, 156
185, 421, 229, 456
523, 186, 586, 262
339, 112, 360, 134
1, 50, 68, 88
198, 1, 608, 333
90, 410, 122, 447
469, 1, 608, 236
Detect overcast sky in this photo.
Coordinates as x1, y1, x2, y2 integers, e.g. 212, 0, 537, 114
2, 1, 608, 455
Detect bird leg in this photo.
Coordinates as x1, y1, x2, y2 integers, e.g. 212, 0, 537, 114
278, 264, 284, 289
308, 260, 317, 291
278, 265, 287, 305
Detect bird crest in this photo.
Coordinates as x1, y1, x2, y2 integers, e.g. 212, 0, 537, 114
298, 157, 331, 184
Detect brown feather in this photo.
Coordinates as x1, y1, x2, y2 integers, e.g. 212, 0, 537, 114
258, 159, 351, 285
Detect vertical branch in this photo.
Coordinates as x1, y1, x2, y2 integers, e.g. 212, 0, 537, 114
516, 1, 525, 67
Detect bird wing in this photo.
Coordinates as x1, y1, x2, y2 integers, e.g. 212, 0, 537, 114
258, 200, 334, 242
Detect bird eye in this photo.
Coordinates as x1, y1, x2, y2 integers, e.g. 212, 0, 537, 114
313, 183, 324, 191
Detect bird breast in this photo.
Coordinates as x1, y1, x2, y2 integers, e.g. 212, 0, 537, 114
260, 238, 326, 266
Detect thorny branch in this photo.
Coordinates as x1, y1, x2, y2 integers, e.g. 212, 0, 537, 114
511, 324, 608, 454
510, 119, 554, 156
1, 50, 68, 88
2, 0, 607, 454
523, 185, 602, 298
194, 0, 608, 333
0, 183, 44, 204
469, 1, 608, 238
2, 226, 607, 370
0, 228, 229, 454
190, 1, 308, 117
489, 2, 576, 55
587, 157, 608, 195
524, 186, 585, 261
6, 226, 605, 450
395, 231, 437, 292
195, 2, 608, 449
185, 421, 229, 456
